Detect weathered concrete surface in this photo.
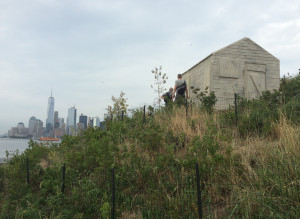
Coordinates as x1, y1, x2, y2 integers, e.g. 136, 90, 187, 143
183, 37, 280, 109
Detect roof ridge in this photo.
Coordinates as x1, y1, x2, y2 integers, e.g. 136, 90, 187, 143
183, 37, 278, 75
244, 38, 279, 60
211, 37, 248, 55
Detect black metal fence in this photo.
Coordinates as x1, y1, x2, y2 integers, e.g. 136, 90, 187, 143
23, 157, 300, 218
202, 162, 300, 218
18, 93, 300, 218
108, 91, 280, 128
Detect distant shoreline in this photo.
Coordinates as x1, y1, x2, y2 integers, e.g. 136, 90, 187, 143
0, 157, 11, 165
4, 136, 31, 139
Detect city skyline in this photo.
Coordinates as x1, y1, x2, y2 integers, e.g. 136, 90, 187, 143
4, 93, 105, 136
1, 0, 300, 134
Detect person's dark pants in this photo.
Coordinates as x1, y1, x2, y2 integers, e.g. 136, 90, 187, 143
175, 94, 185, 106
164, 100, 173, 108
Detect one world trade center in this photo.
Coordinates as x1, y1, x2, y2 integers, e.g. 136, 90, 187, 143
46, 91, 55, 137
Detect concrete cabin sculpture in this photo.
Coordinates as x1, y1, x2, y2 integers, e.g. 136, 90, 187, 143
182, 37, 280, 109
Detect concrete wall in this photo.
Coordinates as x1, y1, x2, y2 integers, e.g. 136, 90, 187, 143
183, 38, 280, 108
183, 56, 213, 104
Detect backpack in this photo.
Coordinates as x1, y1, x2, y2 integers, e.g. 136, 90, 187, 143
177, 81, 186, 95
163, 92, 172, 102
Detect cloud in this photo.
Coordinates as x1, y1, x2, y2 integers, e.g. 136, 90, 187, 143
1, 0, 300, 133
254, 17, 300, 75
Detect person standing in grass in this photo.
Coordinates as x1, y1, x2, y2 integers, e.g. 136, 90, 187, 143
161, 87, 174, 107
173, 74, 189, 105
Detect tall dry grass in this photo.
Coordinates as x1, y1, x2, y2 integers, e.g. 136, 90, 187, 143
152, 106, 300, 217
154, 106, 299, 163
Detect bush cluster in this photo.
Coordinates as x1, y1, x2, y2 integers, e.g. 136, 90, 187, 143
0, 75, 300, 218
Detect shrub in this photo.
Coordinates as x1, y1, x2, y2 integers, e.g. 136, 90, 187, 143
191, 86, 217, 113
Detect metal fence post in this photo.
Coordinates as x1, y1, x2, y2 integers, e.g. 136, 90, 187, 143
143, 105, 146, 124
234, 93, 238, 127
26, 157, 29, 185
185, 99, 188, 118
111, 168, 116, 219
61, 164, 66, 194
195, 162, 202, 219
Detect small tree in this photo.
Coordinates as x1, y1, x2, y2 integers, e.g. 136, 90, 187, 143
191, 86, 217, 113
107, 91, 129, 118
151, 66, 168, 109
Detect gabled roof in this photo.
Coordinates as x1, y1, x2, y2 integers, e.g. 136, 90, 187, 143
183, 37, 279, 75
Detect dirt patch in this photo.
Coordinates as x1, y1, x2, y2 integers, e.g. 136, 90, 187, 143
39, 159, 50, 169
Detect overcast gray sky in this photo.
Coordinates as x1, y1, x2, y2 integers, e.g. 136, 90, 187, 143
1, 0, 300, 134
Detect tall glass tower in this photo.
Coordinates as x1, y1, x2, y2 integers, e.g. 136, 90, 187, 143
79, 114, 88, 129
46, 91, 55, 136
67, 106, 77, 135
28, 116, 37, 135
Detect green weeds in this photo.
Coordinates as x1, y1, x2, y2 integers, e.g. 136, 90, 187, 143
1, 86, 300, 218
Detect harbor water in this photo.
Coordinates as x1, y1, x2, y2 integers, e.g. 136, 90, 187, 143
0, 138, 30, 159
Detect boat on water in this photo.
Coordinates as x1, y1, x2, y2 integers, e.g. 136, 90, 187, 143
38, 137, 60, 141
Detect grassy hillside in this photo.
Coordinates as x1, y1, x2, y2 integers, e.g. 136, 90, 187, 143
1, 76, 300, 218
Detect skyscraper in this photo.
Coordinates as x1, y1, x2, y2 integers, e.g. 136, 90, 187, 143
46, 91, 55, 136
34, 119, 43, 137
67, 106, 77, 135
28, 116, 43, 137
93, 116, 100, 127
88, 117, 93, 128
54, 111, 59, 129
28, 116, 36, 135
79, 114, 88, 129
58, 118, 65, 128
